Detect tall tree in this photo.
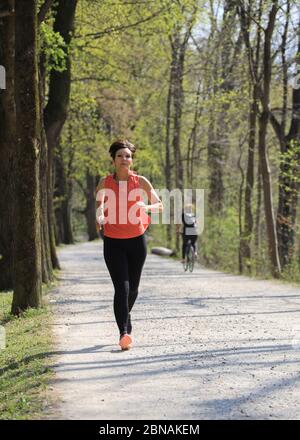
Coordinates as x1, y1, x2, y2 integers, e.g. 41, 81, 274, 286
44, 0, 78, 268
38, 0, 57, 284
211, 0, 238, 213
238, 0, 281, 277
85, 171, 99, 241
239, 0, 262, 273
54, 140, 75, 244
39, 52, 53, 284
0, 0, 15, 290
257, 1, 281, 277
167, 4, 198, 250
269, 9, 300, 269
12, 0, 42, 313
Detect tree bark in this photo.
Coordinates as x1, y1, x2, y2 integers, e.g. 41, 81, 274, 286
258, 110, 281, 277
240, 3, 262, 273
187, 79, 203, 188
12, 0, 42, 313
44, 0, 77, 268
208, 0, 237, 214
207, 63, 224, 214
165, 54, 174, 247
54, 152, 74, 244
53, 154, 64, 245
171, 33, 184, 192
255, 161, 262, 273
208, 113, 224, 214
272, 13, 300, 268
241, 87, 257, 273
85, 172, 98, 241
39, 53, 53, 284
0, 0, 15, 290
238, 139, 245, 274
258, 2, 281, 277
170, 18, 195, 251
239, 0, 281, 277
61, 177, 74, 244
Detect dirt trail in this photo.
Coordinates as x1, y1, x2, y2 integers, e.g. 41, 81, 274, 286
45, 239, 300, 420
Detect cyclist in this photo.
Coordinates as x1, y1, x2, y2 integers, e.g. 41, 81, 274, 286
177, 203, 198, 264
95, 139, 163, 351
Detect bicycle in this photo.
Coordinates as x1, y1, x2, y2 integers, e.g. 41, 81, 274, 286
183, 238, 195, 272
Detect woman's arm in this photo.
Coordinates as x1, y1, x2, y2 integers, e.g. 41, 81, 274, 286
138, 175, 163, 214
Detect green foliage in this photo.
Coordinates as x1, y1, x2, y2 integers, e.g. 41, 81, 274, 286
40, 22, 67, 73
281, 257, 300, 284
199, 208, 240, 273
53, 0, 300, 280
279, 140, 300, 189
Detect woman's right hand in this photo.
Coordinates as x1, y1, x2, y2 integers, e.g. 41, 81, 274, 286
97, 213, 105, 225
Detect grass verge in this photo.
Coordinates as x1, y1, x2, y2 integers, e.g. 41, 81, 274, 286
0, 290, 54, 420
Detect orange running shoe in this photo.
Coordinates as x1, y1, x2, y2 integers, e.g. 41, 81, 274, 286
119, 334, 132, 351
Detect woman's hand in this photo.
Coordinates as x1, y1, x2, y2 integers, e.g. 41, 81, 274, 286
136, 200, 163, 214
96, 206, 105, 226
136, 201, 148, 212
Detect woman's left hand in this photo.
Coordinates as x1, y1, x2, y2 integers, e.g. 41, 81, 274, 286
135, 201, 148, 212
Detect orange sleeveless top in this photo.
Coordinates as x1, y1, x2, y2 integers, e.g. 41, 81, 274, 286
102, 171, 150, 239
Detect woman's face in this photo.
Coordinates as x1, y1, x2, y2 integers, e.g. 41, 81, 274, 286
113, 147, 133, 170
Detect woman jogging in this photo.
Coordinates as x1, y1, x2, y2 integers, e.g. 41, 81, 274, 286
96, 140, 163, 351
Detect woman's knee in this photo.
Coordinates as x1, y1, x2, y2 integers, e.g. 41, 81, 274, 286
113, 280, 129, 297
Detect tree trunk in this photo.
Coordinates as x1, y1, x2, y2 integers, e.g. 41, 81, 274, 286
255, 162, 262, 274
39, 53, 53, 284
259, 3, 281, 277
258, 110, 281, 277
208, 1, 237, 215
61, 177, 74, 244
172, 34, 184, 192
187, 79, 202, 188
54, 153, 65, 244
239, 0, 262, 274
12, 0, 42, 314
242, 94, 256, 268
277, 138, 299, 268
44, 0, 78, 268
85, 172, 98, 241
0, 2, 15, 291
208, 115, 224, 214
165, 58, 174, 247
238, 140, 245, 274
172, 38, 184, 253
54, 153, 74, 244
171, 25, 193, 252
275, 16, 300, 268
240, 1, 281, 277
254, 162, 262, 272
240, 85, 259, 274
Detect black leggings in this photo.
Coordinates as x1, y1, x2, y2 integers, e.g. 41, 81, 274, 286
103, 234, 147, 336
182, 234, 197, 259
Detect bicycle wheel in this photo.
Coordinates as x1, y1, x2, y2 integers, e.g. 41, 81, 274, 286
184, 242, 190, 272
188, 246, 195, 272
184, 254, 189, 271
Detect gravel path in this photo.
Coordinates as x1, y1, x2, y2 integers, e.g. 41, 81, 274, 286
45, 239, 300, 420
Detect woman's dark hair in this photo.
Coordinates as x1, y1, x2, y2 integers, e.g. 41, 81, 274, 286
109, 139, 136, 160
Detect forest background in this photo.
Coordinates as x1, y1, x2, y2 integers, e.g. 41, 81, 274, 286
1, 0, 300, 314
